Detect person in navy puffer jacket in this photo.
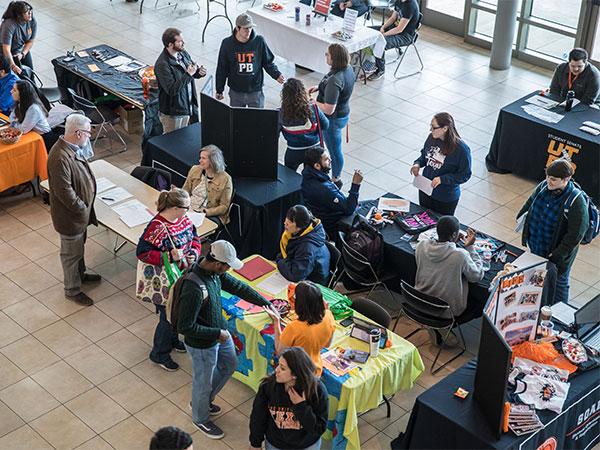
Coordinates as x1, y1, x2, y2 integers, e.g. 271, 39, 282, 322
277, 205, 331, 286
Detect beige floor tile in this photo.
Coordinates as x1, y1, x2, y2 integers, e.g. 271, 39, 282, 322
66, 387, 130, 434
0, 377, 60, 423
97, 328, 152, 368
414, 355, 454, 389
360, 399, 407, 432
0, 275, 29, 310
35, 223, 61, 247
458, 190, 502, 216
66, 306, 123, 342
75, 436, 115, 450
93, 258, 136, 290
362, 431, 395, 450
189, 429, 232, 449
215, 408, 255, 449
95, 291, 151, 327
0, 353, 26, 391
0, 214, 31, 242
2, 297, 60, 333
8, 232, 58, 260
136, 398, 197, 435
85, 239, 119, 269
570, 259, 600, 286
0, 243, 30, 275
32, 360, 94, 403
131, 359, 192, 396
0, 424, 53, 450
30, 406, 95, 450
127, 314, 159, 346
66, 344, 126, 385
5, 263, 59, 296
357, 417, 380, 444
99, 371, 162, 414
0, 400, 25, 438
101, 416, 154, 450
34, 283, 87, 318
382, 411, 411, 439
35, 251, 64, 280
218, 377, 257, 408
0, 335, 59, 375
33, 320, 92, 358
81, 278, 121, 302
0, 311, 28, 348
390, 383, 425, 412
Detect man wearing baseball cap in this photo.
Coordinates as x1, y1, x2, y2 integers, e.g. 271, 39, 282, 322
177, 240, 272, 439
215, 12, 284, 107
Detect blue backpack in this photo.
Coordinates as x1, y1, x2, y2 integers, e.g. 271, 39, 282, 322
563, 184, 599, 245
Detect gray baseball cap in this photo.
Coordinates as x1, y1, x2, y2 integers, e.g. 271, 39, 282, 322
236, 13, 255, 28
210, 240, 243, 270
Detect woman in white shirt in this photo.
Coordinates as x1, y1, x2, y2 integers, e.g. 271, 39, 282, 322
10, 79, 50, 135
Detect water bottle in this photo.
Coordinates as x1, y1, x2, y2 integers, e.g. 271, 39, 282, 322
369, 329, 380, 357
565, 90, 575, 112
482, 250, 492, 271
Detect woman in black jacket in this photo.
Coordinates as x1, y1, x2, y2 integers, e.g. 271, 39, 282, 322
249, 347, 328, 450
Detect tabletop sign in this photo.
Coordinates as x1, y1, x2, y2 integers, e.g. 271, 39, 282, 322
343, 8, 358, 33
314, 0, 332, 18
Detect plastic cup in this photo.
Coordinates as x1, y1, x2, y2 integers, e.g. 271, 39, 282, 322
540, 320, 554, 336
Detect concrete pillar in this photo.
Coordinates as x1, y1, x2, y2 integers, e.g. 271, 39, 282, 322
490, 0, 519, 70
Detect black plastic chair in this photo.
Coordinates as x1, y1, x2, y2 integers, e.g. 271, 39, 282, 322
393, 12, 424, 79
67, 87, 126, 153
130, 166, 172, 190
400, 280, 467, 374
20, 66, 69, 107
325, 240, 341, 289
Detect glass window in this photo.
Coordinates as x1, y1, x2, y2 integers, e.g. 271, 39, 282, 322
524, 25, 576, 60
591, 14, 600, 61
530, 0, 581, 30
472, 8, 495, 39
426, 0, 465, 19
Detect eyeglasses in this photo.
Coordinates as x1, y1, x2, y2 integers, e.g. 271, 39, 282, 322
77, 129, 92, 136
178, 205, 190, 211
430, 124, 442, 130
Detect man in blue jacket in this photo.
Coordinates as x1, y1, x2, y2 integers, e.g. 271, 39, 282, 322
301, 147, 363, 239
215, 13, 284, 108
0, 54, 19, 115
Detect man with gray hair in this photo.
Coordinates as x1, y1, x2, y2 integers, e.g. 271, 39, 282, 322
47, 114, 100, 306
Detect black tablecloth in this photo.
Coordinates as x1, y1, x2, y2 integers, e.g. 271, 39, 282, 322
395, 358, 600, 449
143, 123, 302, 259
486, 91, 600, 204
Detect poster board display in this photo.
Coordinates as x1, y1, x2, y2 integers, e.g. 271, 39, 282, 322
314, 0, 332, 17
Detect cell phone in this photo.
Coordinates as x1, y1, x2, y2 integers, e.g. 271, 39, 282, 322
340, 317, 354, 327
63, 56, 74, 62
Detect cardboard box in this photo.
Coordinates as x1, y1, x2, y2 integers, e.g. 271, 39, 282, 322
117, 105, 143, 134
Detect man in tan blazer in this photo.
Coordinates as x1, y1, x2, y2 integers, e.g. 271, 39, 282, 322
47, 114, 99, 306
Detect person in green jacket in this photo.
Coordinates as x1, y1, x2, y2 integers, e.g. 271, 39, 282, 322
177, 240, 271, 440
517, 159, 589, 302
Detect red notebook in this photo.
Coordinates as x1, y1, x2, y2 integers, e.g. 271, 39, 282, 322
234, 256, 276, 281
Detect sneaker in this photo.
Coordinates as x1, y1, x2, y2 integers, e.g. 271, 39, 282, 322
368, 71, 385, 81
173, 341, 187, 353
194, 420, 224, 439
81, 273, 102, 283
150, 356, 179, 372
189, 402, 222, 416
66, 292, 93, 306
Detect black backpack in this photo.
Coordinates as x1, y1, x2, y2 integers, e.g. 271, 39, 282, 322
345, 215, 384, 272
167, 265, 208, 332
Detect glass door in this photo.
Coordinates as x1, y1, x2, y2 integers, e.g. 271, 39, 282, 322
421, 0, 466, 37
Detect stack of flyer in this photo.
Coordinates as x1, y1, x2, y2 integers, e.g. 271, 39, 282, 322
508, 404, 543, 436
321, 349, 357, 376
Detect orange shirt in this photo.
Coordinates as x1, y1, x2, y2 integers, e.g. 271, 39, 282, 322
280, 310, 336, 375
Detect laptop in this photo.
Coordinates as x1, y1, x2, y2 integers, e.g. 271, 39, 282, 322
574, 294, 600, 351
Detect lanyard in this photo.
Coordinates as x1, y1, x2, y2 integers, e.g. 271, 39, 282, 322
568, 71, 579, 90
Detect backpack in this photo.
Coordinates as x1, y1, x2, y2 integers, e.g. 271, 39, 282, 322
563, 185, 599, 245
345, 215, 384, 272
167, 265, 208, 332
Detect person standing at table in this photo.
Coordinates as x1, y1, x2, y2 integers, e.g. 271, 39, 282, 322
517, 159, 589, 302
308, 44, 354, 188
301, 147, 363, 239
367, 0, 419, 81
136, 188, 202, 372
330, 0, 368, 18
550, 48, 600, 105
249, 347, 329, 450
414, 216, 484, 344
0, 1, 36, 76
0, 54, 18, 114
155, 27, 207, 134
177, 240, 271, 440
215, 13, 284, 108
410, 112, 471, 216
47, 114, 99, 307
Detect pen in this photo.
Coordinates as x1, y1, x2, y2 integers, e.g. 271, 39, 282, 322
101, 197, 114, 201
506, 250, 518, 258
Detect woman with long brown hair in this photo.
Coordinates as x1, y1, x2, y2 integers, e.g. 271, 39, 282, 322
279, 78, 329, 171
410, 112, 472, 215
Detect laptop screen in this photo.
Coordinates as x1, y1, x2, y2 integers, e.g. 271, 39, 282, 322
575, 294, 600, 339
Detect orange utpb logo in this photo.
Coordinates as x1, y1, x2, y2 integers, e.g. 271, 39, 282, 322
537, 436, 557, 450
546, 140, 578, 172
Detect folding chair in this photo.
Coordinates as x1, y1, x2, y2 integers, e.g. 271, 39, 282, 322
393, 12, 424, 79
325, 240, 341, 289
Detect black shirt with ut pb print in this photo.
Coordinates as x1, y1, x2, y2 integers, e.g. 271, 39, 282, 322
216, 30, 282, 95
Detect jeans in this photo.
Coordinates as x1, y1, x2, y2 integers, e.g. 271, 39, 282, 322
418, 191, 459, 216
59, 232, 86, 296
369, 26, 414, 73
265, 438, 321, 450
186, 336, 238, 425
150, 305, 181, 363
229, 89, 265, 108
322, 116, 349, 179
555, 267, 571, 303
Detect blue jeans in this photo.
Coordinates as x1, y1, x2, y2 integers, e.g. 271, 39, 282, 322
186, 337, 238, 425
265, 438, 321, 450
555, 267, 571, 303
150, 305, 180, 363
323, 116, 349, 179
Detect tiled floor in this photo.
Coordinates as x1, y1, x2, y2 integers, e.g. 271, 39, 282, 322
0, 0, 599, 449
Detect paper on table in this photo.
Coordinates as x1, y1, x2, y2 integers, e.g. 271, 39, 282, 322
524, 95, 558, 109
87, 64, 100, 72
76, 51, 88, 57
377, 197, 409, 212
256, 272, 290, 296
99, 187, 133, 205
412, 174, 433, 196
512, 251, 546, 269
235, 299, 255, 310
187, 212, 205, 227
112, 199, 154, 227
551, 302, 577, 326
95, 177, 116, 193
119, 212, 151, 228
105, 55, 132, 67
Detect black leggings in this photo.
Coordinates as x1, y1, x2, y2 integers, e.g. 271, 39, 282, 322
418, 191, 459, 216
284, 149, 307, 172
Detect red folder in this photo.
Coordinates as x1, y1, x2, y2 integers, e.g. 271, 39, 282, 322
234, 256, 276, 281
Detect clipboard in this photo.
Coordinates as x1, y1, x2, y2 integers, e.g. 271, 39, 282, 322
234, 256, 276, 281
